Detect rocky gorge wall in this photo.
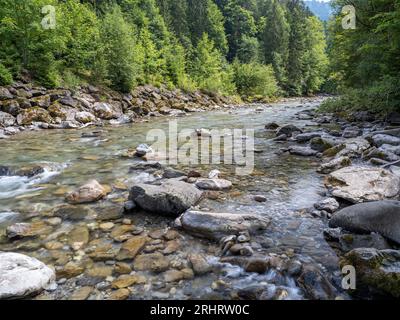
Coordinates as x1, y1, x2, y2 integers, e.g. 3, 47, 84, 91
0, 83, 235, 139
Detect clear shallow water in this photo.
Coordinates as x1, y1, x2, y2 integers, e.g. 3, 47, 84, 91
0, 98, 344, 299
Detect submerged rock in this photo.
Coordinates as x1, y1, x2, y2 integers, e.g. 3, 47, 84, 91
175, 210, 271, 241
297, 265, 337, 300
329, 201, 400, 244
66, 180, 108, 204
0, 252, 56, 299
265, 122, 279, 130
133, 252, 170, 273
6, 222, 52, 240
325, 166, 400, 203
135, 144, 153, 157
129, 180, 202, 216
16, 107, 52, 125
295, 132, 322, 143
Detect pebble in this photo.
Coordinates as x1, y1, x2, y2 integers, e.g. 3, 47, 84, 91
99, 222, 114, 231
253, 195, 267, 203
108, 288, 130, 300
122, 219, 132, 225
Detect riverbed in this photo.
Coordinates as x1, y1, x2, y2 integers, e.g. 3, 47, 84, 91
0, 97, 347, 300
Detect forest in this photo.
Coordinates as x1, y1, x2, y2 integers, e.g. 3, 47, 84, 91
0, 0, 329, 100
0, 0, 399, 109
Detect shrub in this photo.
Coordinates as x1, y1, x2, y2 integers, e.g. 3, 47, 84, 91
320, 76, 400, 116
233, 61, 279, 98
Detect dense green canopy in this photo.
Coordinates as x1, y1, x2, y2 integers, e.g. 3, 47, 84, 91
323, 0, 400, 114
0, 0, 328, 98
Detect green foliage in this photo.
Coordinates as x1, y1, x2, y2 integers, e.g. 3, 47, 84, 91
325, 0, 400, 112
0, 63, 13, 85
224, 1, 257, 61
258, 0, 289, 86
320, 76, 400, 115
236, 35, 260, 63
303, 16, 329, 94
101, 5, 139, 92
190, 33, 235, 95
58, 0, 101, 75
233, 60, 279, 98
0, 0, 330, 99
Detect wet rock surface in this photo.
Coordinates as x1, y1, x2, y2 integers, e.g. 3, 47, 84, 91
176, 210, 271, 241
0, 252, 56, 299
129, 180, 203, 216
325, 166, 400, 203
341, 248, 400, 298
329, 201, 400, 244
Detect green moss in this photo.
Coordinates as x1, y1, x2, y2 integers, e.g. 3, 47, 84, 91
323, 144, 346, 157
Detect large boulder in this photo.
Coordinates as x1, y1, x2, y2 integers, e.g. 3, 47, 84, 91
0, 111, 16, 127
0, 252, 56, 299
0, 88, 13, 100
341, 248, 400, 298
129, 180, 202, 216
329, 200, 400, 244
175, 210, 271, 241
310, 137, 336, 152
75, 111, 96, 124
47, 103, 76, 121
370, 134, 400, 147
16, 107, 53, 125
276, 124, 302, 137
325, 166, 400, 203
1, 100, 20, 116
66, 180, 108, 204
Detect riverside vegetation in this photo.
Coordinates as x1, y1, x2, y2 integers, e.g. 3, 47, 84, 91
1, 0, 400, 301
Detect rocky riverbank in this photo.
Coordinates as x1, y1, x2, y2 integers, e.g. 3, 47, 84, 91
269, 107, 400, 298
0, 82, 237, 139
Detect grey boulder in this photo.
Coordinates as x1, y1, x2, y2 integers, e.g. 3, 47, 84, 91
175, 210, 271, 241
370, 134, 400, 147
326, 166, 400, 203
129, 180, 202, 216
329, 200, 400, 244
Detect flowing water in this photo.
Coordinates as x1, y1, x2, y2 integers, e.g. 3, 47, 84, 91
0, 98, 346, 300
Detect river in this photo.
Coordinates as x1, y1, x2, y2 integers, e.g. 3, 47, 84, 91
0, 97, 348, 300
